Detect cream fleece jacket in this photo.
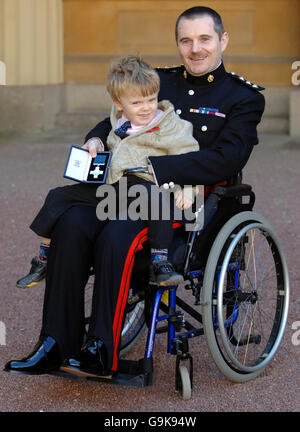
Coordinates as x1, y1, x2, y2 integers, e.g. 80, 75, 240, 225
106, 100, 199, 184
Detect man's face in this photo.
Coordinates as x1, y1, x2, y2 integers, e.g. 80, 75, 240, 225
177, 15, 229, 76
114, 89, 158, 127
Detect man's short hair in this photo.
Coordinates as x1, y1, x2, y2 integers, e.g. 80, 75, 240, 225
175, 6, 225, 41
107, 55, 160, 101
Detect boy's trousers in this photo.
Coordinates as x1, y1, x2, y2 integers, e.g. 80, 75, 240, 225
30, 176, 173, 249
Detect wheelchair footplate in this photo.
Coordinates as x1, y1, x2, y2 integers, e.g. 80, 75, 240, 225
55, 357, 153, 388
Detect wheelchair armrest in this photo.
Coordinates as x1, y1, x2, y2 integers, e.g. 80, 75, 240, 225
197, 183, 253, 232
214, 184, 252, 198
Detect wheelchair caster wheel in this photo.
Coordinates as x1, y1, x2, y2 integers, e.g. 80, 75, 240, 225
176, 365, 192, 400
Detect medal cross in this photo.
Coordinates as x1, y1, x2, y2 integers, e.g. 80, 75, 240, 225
90, 165, 104, 179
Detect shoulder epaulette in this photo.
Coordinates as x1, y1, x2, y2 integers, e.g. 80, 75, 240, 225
156, 65, 183, 73
228, 71, 265, 91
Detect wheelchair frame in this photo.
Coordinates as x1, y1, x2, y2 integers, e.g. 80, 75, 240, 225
60, 182, 290, 400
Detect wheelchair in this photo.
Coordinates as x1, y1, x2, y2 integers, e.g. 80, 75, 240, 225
81, 177, 290, 400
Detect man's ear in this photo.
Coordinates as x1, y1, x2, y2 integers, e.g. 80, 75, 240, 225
221, 31, 229, 53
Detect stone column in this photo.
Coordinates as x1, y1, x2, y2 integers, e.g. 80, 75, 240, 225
290, 90, 300, 143
0, 0, 63, 85
0, 60, 5, 85
0, 0, 64, 131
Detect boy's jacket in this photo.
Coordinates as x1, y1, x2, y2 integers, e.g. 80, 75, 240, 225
106, 100, 198, 184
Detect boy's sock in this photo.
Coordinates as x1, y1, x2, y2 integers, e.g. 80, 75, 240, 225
39, 242, 50, 263
151, 248, 168, 264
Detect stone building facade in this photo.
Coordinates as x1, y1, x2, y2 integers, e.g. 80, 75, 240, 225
0, 0, 299, 140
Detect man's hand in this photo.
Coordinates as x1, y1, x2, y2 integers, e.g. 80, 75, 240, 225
82, 137, 104, 158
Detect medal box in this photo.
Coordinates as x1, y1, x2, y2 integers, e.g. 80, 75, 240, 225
64, 145, 112, 183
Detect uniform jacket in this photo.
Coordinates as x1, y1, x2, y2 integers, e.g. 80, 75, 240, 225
85, 62, 265, 187
106, 100, 198, 184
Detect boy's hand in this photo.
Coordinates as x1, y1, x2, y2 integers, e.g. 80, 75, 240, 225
82, 137, 104, 158
174, 186, 195, 210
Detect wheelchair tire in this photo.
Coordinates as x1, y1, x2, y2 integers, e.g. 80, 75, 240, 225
201, 211, 289, 382
176, 365, 192, 400
119, 287, 146, 356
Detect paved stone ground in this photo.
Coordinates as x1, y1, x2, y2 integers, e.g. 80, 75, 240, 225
0, 129, 299, 413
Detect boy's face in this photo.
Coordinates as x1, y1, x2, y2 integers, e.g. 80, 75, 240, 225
113, 90, 159, 127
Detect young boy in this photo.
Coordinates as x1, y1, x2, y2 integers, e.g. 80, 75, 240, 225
16, 55, 199, 288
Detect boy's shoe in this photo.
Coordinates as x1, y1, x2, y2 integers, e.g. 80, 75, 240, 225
16, 257, 47, 288
149, 260, 184, 286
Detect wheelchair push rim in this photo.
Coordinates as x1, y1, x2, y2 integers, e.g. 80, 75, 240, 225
202, 211, 289, 381
217, 222, 289, 373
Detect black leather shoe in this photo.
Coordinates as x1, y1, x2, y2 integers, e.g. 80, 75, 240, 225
60, 337, 111, 378
4, 336, 61, 375
149, 260, 184, 286
16, 257, 47, 288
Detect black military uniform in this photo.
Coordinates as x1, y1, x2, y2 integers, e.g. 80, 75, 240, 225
39, 62, 265, 373
86, 62, 265, 186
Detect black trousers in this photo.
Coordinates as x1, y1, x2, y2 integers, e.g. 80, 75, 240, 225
39, 177, 175, 370
30, 183, 99, 237
30, 176, 173, 249
40, 206, 175, 370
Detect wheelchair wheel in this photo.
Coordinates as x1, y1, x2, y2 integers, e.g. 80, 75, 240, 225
201, 211, 289, 382
119, 286, 146, 355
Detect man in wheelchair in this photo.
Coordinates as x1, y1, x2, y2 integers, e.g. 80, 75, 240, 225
6, 6, 277, 392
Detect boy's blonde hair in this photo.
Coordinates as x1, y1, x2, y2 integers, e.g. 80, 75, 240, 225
107, 55, 160, 101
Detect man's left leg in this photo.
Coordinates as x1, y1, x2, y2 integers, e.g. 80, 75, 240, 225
89, 218, 148, 372
62, 217, 148, 375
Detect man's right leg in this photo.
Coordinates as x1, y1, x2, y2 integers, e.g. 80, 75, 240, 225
5, 205, 105, 375
40, 205, 105, 360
